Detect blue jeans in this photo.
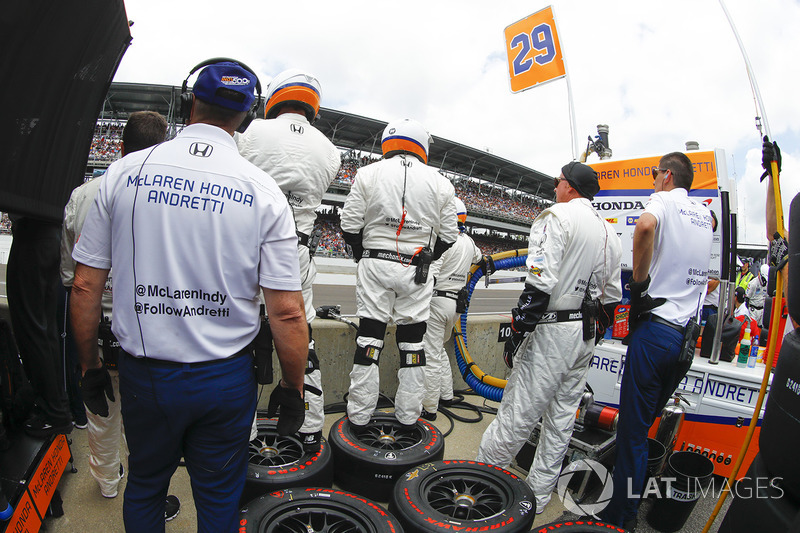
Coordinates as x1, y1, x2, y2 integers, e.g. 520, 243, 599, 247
119, 351, 256, 533
601, 319, 688, 526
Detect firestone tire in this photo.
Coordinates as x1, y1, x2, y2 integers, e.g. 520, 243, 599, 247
532, 520, 630, 533
241, 418, 334, 505
328, 412, 445, 502
239, 487, 404, 533
389, 460, 536, 533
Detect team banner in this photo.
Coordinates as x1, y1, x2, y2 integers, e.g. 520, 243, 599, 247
588, 151, 722, 276
504, 6, 566, 93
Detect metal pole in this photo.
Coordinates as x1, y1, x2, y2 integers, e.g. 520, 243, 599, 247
551, 9, 578, 160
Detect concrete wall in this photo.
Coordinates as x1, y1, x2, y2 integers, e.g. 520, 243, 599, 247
256, 314, 511, 409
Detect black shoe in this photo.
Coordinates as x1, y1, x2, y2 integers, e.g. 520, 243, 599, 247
165, 495, 180, 522
439, 397, 457, 407
24, 413, 73, 438
420, 410, 437, 421
72, 409, 88, 429
299, 431, 322, 453
623, 518, 637, 532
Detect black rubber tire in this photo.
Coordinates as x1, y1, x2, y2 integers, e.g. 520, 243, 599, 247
718, 452, 800, 533
328, 412, 445, 502
241, 418, 334, 505
759, 328, 800, 501
239, 487, 404, 533
532, 520, 630, 532
389, 460, 536, 533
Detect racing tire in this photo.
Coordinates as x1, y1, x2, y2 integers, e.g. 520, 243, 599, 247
239, 487, 404, 533
389, 460, 536, 533
532, 520, 630, 532
328, 412, 444, 502
718, 452, 800, 533
241, 418, 334, 505
759, 328, 800, 501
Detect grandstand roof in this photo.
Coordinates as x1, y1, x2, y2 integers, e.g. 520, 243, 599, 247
100, 82, 555, 200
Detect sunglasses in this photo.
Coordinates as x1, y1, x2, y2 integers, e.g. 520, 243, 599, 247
553, 177, 568, 188
651, 167, 670, 180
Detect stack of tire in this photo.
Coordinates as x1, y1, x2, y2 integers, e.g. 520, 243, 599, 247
239, 411, 546, 532
720, 199, 800, 532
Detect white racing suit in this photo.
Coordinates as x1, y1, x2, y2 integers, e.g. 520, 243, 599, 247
476, 198, 622, 512
340, 154, 458, 425
746, 275, 767, 327
422, 230, 482, 415
61, 177, 126, 498
237, 115, 340, 441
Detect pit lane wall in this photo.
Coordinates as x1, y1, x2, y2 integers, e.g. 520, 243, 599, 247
257, 313, 510, 411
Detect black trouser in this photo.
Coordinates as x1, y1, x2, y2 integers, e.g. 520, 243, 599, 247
7, 218, 70, 423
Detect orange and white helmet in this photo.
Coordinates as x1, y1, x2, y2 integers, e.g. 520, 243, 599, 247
264, 68, 321, 122
381, 118, 432, 164
454, 197, 467, 224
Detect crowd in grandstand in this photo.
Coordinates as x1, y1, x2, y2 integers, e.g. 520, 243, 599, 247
311, 213, 523, 259
0, 213, 10, 234
88, 121, 125, 162
81, 120, 547, 240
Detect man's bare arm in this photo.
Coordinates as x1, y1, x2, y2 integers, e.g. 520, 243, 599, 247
632, 213, 657, 282
263, 288, 308, 394
71, 263, 109, 374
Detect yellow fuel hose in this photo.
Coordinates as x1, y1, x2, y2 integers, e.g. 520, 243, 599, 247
453, 248, 528, 391
702, 159, 784, 532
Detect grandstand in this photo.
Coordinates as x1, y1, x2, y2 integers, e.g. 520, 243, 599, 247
83, 82, 556, 256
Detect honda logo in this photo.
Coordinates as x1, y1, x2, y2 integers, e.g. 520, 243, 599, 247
290, 124, 304, 135
189, 143, 213, 157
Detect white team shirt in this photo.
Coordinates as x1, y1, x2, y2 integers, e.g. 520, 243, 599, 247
525, 198, 620, 311
74, 124, 301, 362
61, 176, 113, 315
341, 155, 458, 254
645, 188, 714, 325
431, 231, 482, 292
236, 115, 340, 236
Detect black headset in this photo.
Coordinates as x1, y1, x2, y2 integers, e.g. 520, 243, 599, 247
179, 57, 263, 133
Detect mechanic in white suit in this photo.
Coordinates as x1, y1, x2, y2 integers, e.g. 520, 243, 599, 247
237, 69, 340, 451
477, 162, 622, 514
421, 198, 482, 420
340, 118, 458, 426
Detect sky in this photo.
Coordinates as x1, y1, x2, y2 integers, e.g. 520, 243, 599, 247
112, 0, 799, 246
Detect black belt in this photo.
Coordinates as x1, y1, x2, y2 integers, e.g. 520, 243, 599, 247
297, 232, 309, 247
647, 314, 685, 334
751, 304, 763, 310
537, 309, 583, 325
121, 346, 251, 368
361, 248, 420, 265
433, 289, 459, 300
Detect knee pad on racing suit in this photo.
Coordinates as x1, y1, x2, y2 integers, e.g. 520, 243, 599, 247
353, 318, 387, 366
397, 322, 427, 368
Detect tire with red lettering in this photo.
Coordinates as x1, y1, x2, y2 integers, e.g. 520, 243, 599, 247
759, 328, 800, 501
389, 460, 536, 532
241, 418, 333, 505
239, 487, 404, 532
328, 412, 445, 502
531, 520, 630, 532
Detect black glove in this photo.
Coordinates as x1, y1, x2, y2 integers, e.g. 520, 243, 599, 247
760, 135, 781, 182
477, 254, 496, 276
596, 302, 619, 344
82, 366, 115, 417
628, 275, 666, 329
511, 284, 551, 333
770, 232, 789, 270
267, 382, 305, 436
342, 231, 364, 263
503, 330, 527, 369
